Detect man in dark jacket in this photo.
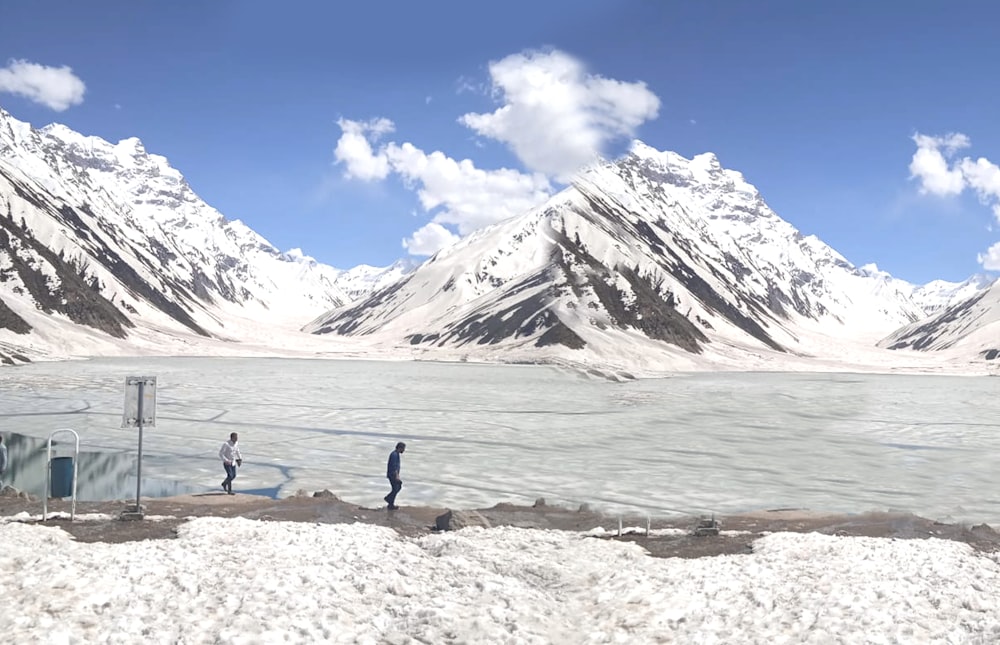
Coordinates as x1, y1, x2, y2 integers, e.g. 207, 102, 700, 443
384, 441, 406, 510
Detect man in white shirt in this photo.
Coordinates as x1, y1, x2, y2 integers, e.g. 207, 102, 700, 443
218, 432, 242, 495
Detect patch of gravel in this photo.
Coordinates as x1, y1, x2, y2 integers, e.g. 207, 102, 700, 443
3, 491, 998, 559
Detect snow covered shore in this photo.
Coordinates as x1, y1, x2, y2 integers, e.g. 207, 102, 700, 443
2, 515, 999, 643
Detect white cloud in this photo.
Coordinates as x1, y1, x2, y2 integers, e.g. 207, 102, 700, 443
335, 118, 552, 256
333, 117, 394, 181
459, 49, 661, 181
910, 132, 1000, 221
959, 156, 1000, 220
333, 48, 661, 256
402, 222, 461, 255
385, 143, 552, 233
910, 132, 1000, 270
909, 133, 968, 197
0, 59, 86, 111
977, 243, 1000, 271
455, 75, 487, 96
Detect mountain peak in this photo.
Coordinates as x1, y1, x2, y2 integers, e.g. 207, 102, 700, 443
626, 139, 688, 166
39, 121, 77, 137
619, 141, 754, 197
118, 136, 146, 153
690, 151, 722, 172
38, 120, 148, 162
627, 140, 722, 170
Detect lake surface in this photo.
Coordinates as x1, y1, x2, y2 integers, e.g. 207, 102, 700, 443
1, 357, 998, 524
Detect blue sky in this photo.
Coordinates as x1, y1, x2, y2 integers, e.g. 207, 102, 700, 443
1, 1, 999, 283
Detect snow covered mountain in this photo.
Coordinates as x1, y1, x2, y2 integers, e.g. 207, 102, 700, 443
2, 106, 991, 372
879, 278, 1000, 360
0, 107, 404, 364
306, 142, 956, 370
909, 274, 994, 315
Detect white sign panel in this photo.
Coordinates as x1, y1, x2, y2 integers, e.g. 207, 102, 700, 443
122, 376, 157, 428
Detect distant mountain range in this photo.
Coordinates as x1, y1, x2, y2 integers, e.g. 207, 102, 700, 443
305, 142, 997, 370
880, 278, 1000, 358
0, 107, 995, 371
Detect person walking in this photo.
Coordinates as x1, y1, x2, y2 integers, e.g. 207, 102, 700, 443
219, 432, 242, 495
384, 441, 406, 510
0, 435, 7, 490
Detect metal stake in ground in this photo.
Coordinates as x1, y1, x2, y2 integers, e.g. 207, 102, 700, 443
122, 376, 156, 520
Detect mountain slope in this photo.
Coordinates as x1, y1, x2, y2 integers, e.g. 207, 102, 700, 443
909, 273, 994, 315
0, 108, 404, 363
305, 142, 933, 369
879, 278, 1000, 360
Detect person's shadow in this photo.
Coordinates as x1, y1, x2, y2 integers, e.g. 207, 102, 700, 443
226, 486, 281, 498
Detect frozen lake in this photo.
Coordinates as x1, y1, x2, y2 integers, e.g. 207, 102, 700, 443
1, 357, 998, 525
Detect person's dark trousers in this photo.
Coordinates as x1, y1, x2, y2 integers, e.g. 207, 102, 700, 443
222, 463, 237, 493
385, 478, 402, 507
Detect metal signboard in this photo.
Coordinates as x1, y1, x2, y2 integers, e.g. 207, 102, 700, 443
122, 376, 157, 428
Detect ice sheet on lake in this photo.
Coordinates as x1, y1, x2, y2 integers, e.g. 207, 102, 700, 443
1, 357, 999, 525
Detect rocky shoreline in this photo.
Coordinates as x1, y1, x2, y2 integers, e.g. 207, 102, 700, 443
3, 488, 999, 559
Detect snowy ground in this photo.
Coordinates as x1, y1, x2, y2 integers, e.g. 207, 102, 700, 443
2, 517, 999, 643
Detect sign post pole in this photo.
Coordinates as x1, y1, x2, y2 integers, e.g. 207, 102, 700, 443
135, 379, 144, 513
122, 376, 156, 521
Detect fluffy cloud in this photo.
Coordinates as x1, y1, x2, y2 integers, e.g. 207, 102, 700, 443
333, 48, 660, 256
909, 133, 968, 197
385, 143, 552, 233
334, 117, 394, 181
403, 222, 461, 256
910, 132, 1000, 270
0, 59, 86, 111
335, 118, 552, 256
460, 49, 661, 181
977, 243, 1000, 271
911, 132, 1000, 220
960, 157, 1000, 220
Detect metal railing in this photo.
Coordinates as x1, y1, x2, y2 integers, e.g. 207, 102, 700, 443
43, 429, 80, 521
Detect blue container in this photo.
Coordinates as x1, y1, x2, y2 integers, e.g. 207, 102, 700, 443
50, 456, 74, 498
